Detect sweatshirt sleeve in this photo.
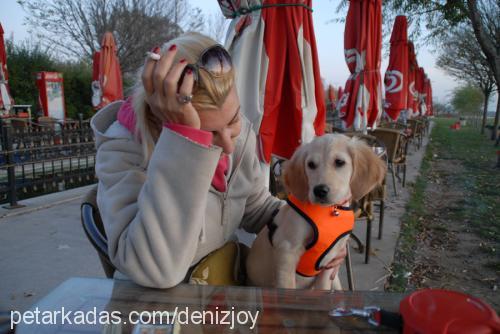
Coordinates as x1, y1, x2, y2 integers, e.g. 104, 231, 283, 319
95, 126, 221, 288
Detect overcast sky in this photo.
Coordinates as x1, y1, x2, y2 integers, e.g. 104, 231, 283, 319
1, 0, 493, 106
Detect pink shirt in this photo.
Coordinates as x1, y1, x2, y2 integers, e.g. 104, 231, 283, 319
117, 98, 229, 192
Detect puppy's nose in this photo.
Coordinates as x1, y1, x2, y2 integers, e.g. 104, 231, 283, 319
313, 184, 330, 199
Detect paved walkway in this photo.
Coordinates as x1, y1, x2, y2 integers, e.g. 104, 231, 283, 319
0, 128, 431, 312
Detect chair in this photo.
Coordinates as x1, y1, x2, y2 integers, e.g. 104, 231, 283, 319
342, 133, 387, 263
370, 128, 407, 196
80, 185, 116, 278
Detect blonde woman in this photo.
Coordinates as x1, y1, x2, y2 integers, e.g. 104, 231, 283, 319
91, 32, 346, 289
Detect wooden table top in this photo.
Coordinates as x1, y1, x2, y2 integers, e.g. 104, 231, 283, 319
15, 277, 405, 333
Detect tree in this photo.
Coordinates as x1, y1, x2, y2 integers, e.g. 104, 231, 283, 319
382, 0, 500, 140
18, 0, 205, 74
206, 11, 228, 44
6, 38, 94, 119
436, 27, 497, 134
451, 85, 483, 118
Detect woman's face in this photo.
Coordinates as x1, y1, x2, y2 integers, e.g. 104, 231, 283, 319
198, 86, 242, 155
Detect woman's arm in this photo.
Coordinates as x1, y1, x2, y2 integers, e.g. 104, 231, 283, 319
238, 131, 284, 234
96, 125, 221, 288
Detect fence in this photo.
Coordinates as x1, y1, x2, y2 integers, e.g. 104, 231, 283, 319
0, 117, 96, 207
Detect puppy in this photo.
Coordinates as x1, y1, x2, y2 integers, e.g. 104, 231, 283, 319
246, 134, 387, 290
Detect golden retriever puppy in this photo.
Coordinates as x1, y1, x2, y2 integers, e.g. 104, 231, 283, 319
246, 134, 387, 290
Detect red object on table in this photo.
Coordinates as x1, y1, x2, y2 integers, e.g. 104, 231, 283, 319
400, 289, 500, 333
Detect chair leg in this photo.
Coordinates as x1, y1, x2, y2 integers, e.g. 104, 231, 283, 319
403, 164, 407, 188
391, 166, 398, 196
378, 200, 384, 240
365, 217, 372, 264
350, 233, 364, 253
345, 245, 354, 291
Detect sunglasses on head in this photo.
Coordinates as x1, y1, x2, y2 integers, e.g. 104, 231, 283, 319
179, 44, 233, 88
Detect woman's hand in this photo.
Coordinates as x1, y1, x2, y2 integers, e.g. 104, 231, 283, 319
324, 245, 347, 280
141, 45, 201, 129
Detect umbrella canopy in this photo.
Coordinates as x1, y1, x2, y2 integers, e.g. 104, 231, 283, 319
97, 32, 123, 109
384, 15, 408, 121
0, 23, 13, 113
416, 67, 426, 116
425, 78, 433, 116
218, 0, 326, 163
407, 41, 419, 119
327, 84, 336, 110
338, 0, 383, 130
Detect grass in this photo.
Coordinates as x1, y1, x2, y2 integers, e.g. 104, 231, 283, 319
387, 117, 500, 292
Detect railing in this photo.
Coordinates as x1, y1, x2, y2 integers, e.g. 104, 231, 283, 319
0, 117, 96, 207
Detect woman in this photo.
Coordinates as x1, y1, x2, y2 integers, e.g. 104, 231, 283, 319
91, 32, 345, 289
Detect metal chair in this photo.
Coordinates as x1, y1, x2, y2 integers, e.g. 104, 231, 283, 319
340, 133, 388, 264
80, 185, 116, 278
370, 128, 407, 196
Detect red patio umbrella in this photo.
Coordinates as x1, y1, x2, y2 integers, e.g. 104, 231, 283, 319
338, 0, 383, 130
425, 78, 433, 116
327, 84, 336, 110
0, 23, 14, 113
407, 41, 419, 119
218, 0, 326, 163
384, 15, 408, 121
415, 67, 426, 116
97, 32, 123, 109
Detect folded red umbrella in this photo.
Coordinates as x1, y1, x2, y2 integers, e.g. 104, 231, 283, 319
219, 0, 325, 162
425, 78, 433, 116
0, 23, 14, 113
415, 67, 426, 116
97, 32, 123, 109
339, 0, 383, 130
407, 42, 419, 118
384, 16, 408, 121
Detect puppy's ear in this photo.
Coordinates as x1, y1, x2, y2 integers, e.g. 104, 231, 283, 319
282, 146, 309, 202
348, 138, 387, 201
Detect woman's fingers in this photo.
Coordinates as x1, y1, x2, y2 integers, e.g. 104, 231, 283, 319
152, 44, 177, 97
163, 59, 189, 99
141, 46, 160, 96
176, 65, 195, 99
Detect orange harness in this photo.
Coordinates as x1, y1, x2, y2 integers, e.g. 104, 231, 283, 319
286, 194, 354, 277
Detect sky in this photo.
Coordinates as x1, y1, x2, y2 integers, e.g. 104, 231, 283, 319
0, 0, 475, 105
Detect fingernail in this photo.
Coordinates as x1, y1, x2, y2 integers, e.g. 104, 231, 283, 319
186, 68, 192, 74
169, 44, 177, 51
152, 46, 160, 54
180, 58, 186, 63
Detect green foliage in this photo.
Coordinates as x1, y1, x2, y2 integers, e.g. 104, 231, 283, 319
451, 85, 484, 116
6, 39, 94, 120
6, 39, 56, 107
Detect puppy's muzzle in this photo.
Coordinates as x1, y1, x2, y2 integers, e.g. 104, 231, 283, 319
313, 184, 330, 200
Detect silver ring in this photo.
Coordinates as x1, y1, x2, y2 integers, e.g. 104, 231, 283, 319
176, 93, 193, 104
146, 51, 161, 61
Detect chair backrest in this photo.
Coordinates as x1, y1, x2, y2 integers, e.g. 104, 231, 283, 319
80, 185, 116, 278
370, 128, 402, 163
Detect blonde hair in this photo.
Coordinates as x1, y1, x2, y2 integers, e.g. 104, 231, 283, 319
132, 32, 235, 162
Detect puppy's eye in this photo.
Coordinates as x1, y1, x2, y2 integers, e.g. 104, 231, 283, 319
307, 161, 317, 169
335, 159, 345, 167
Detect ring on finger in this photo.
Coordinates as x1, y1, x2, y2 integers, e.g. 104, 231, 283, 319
176, 93, 193, 104
146, 51, 161, 61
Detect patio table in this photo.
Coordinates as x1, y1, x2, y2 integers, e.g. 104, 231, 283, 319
15, 277, 404, 333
